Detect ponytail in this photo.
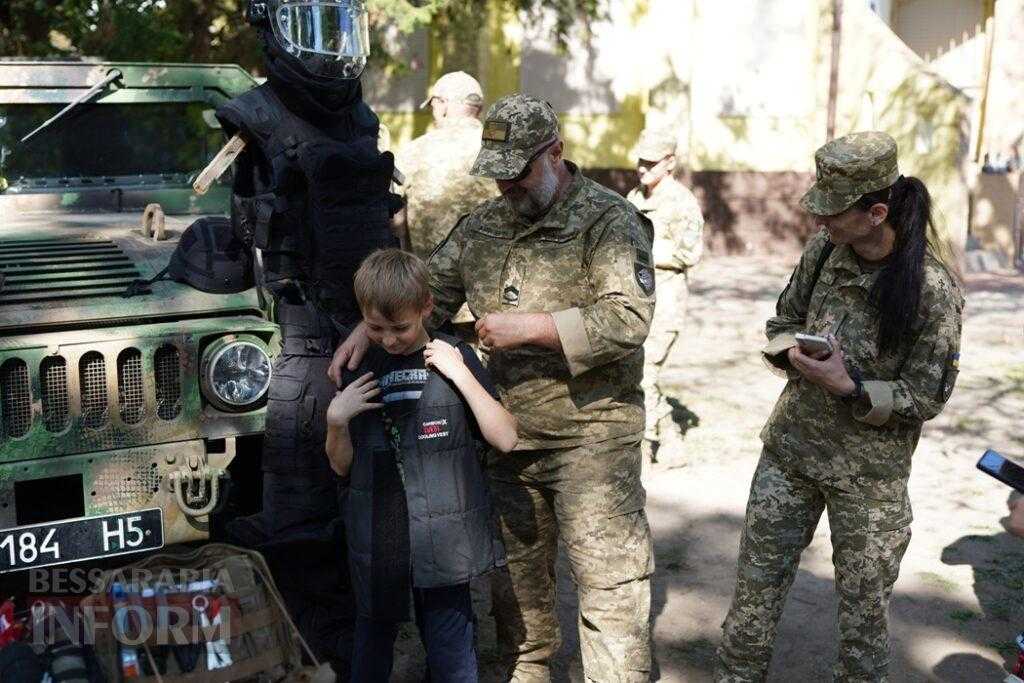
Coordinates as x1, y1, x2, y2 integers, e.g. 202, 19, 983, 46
853, 176, 933, 354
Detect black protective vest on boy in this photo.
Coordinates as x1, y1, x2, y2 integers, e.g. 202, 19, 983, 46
216, 82, 399, 324
344, 335, 506, 617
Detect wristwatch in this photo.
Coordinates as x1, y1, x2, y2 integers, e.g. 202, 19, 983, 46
846, 367, 864, 401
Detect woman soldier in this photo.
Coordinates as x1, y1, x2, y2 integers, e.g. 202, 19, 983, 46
715, 132, 964, 682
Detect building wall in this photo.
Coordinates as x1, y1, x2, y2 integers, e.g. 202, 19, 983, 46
366, 0, 973, 257
971, 0, 1024, 264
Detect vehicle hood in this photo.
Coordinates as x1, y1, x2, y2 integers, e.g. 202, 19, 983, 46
0, 208, 262, 333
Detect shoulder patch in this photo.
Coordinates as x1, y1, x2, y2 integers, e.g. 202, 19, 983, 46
635, 261, 656, 295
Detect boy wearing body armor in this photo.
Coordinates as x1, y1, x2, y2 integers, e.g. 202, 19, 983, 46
215, 0, 401, 673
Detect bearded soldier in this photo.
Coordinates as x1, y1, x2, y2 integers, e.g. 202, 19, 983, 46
215, 0, 400, 673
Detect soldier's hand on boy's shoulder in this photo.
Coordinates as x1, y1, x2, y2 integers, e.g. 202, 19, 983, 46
327, 372, 382, 426
328, 322, 372, 384
424, 339, 467, 380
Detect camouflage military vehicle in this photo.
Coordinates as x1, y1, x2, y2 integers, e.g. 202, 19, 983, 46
0, 62, 275, 574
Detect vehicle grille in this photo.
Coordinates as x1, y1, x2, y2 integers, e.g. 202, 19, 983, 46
0, 345, 188, 444
154, 345, 182, 421
79, 352, 109, 429
0, 238, 144, 306
117, 349, 145, 425
40, 356, 70, 432
0, 359, 32, 439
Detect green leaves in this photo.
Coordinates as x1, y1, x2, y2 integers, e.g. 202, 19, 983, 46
0, 0, 604, 74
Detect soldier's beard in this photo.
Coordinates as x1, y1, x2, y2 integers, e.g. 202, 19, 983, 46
504, 163, 559, 218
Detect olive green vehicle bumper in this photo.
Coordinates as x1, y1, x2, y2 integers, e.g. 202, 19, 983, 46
0, 438, 242, 547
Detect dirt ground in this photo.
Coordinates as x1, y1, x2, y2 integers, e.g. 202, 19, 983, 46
394, 254, 1024, 682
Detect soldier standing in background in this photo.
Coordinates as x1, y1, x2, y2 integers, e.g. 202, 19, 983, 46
395, 71, 499, 342
394, 71, 499, 258
330, 93, 657, 681
627, 126, 705, 463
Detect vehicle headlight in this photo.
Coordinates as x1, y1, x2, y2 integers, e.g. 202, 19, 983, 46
200, 335, 272, 412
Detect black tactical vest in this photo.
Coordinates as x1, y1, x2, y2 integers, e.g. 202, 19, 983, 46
343, 335, 505, 616
216, 83, 400, 325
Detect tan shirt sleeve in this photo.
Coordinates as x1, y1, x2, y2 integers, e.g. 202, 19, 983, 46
552, 207, 655, 377
426, 218, 468, 330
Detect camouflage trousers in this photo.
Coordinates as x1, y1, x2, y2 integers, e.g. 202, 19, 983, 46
488, 434, 655, 682
716, 452, 912, 683
643, 270, 688, 443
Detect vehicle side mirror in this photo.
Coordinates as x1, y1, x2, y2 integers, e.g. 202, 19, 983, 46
202, 109, 222, 130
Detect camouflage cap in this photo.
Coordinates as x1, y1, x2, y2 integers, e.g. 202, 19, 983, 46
800, 131, 900, 216
632, 126, 677, 161
420, 71, 484, 108
470, 93, 560, 180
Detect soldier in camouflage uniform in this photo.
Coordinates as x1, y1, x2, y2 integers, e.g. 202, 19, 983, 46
330, 93, 656, 681
715, 132, 964, 682
395, 71, 500, 259
626, 126, 704, 461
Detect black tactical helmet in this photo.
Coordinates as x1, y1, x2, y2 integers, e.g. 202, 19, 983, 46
248, 0, 370, 81
124, 217, 253, 297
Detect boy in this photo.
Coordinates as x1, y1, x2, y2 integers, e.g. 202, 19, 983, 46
326, 249, 516, 681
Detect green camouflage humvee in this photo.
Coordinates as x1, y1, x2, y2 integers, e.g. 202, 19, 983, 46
0, 62, 275, 574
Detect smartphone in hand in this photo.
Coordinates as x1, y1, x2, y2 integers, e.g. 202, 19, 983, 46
977, 449, 1024, 494
795, 333, 833, 358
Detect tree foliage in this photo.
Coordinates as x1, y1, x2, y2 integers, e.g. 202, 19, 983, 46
0, 0, 604, 74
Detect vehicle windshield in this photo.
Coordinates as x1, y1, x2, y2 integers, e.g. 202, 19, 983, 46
0, 102, 221, 182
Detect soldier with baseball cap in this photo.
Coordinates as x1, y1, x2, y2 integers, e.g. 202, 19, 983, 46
395, 71, 497, 259
330, 92, 656, 680
715, 131, 964, 681
626, 125, 705, 463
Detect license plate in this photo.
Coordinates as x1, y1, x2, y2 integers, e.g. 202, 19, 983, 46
0, 509, 164, 573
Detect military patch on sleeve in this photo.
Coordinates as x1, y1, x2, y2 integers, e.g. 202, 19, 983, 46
635, 261, 655, 295
482, 120, 510, 142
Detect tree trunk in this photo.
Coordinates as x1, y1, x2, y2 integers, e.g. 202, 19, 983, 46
827, 0, 843, 141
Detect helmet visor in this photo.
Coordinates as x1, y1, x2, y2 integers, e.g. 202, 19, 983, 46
273, 0, 370, 79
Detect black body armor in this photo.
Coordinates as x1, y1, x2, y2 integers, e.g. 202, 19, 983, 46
216, 82, 399, 324
217, 78, 400, 677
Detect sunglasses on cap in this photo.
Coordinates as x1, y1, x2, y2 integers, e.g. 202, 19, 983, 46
508, 139, 558, 183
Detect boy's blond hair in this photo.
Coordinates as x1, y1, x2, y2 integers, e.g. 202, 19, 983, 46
353, 248, 432, 319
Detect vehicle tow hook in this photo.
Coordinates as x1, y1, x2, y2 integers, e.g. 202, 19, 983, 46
168, 466, 228, 517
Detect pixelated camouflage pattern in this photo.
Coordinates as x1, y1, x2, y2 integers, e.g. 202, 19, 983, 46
759, 229, 963, 501
394, 117, 500, 260
628, 177, 703, 442
428, 163, 654, 449
627, 176, 705, 274
640, 272, 686, 442
717, 454, 911, 682
800, 131, 901, 217
488, 434, 653, 682
470, 93, 560, 180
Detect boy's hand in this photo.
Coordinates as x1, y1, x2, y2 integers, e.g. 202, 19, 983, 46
424, 339, 468, 381
327, 372, 382, 426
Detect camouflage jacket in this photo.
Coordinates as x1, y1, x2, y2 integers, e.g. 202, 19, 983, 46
626, 176, 704, 272
395, 117, 500, 260
428, 163, 655, 449
760, 230, 964, 500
